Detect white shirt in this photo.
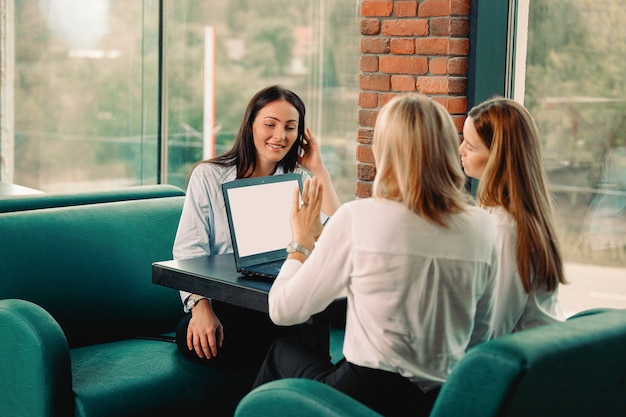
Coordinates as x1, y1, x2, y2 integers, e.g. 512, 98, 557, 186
489, 206, 565, 337
269, 198, 499, 391
172, 163, 311, 309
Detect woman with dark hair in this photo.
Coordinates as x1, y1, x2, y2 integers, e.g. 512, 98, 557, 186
173, 85, 341, 370
210, 86, 307, 178
460, 97, 566, 336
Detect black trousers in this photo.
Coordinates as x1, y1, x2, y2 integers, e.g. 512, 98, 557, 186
176, 301, 300, 374
253, 337, 440, 417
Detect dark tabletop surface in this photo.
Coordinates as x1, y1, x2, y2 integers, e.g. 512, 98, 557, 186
152, 254, 274, 313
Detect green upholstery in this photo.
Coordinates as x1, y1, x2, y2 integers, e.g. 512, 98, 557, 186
0, 299, 73, 417
70, 339, 250, 417
235, 378, 383, 417
0, 184, 184, 213
235, 309, 626, 417
0, 186, 254, 417
0, 196, 185, 346
431, 308, 626, 416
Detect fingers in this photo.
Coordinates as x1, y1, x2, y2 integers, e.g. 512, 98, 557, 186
293, 185, 301, 212
194, 332, 218, 359
216, 326, 224, 349
187, 326, 194, 352
304, 128, 317, 145
300, 177, 320, 208
187, 324, 220, 359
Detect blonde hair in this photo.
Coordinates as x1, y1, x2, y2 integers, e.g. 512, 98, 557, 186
468, 97, 566, 292
372, 93, 470, 227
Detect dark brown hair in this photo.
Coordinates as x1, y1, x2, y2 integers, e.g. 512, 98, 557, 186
192, 85, 306, 180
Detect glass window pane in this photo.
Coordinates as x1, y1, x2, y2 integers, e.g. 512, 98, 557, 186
522, 0, 626, 314
162, 0, 358, 202
7, 0, 159, 192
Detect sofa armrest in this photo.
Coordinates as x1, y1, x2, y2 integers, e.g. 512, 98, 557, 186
0, 299, 73, 417
234, 378, 383, 417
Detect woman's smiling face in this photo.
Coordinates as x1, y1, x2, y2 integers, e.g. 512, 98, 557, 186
252, 100, 300, 168
459, 117, 491, 179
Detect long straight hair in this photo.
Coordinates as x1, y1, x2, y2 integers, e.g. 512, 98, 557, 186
190, 85, 306, 181
468, 97, 565, 292
372, 94, 470, 227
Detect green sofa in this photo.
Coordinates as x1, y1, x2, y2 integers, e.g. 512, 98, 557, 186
0, 185, 254, 417
235, 308, 626, 417
0, 184, 185, 213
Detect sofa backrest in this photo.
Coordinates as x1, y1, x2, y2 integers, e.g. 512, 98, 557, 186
430, 308, 626, 417
0, 184, 185, 213
0, 193, 186, 347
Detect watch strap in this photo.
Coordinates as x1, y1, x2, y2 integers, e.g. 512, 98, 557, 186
286, 241, 311, 257
185, 294, 208, 311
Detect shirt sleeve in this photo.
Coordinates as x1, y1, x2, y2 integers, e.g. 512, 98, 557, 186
268, 204, 354, 326
173, 168, 215, 261
173, 165, 216, 306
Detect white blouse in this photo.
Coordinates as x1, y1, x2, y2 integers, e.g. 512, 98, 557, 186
488, 206, 565, 337
269, 198, 499, 392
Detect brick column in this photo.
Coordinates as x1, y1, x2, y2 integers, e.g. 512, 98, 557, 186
356, 0, 470, 198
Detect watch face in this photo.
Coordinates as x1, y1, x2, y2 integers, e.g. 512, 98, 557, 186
187, 295, 202, 309
286, 242, 310, 256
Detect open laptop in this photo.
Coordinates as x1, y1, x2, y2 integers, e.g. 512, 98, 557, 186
222, 173, 302, 279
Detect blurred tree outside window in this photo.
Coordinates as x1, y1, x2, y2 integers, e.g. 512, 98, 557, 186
2, 0, 358, 201
4, 0, 159, 192
521, 0, 626, 313
163, 0, 359, 202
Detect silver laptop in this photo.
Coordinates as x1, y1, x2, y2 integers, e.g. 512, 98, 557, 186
222, 173, 302, 279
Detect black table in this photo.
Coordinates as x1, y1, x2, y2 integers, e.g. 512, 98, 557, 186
152, 254, 343, 353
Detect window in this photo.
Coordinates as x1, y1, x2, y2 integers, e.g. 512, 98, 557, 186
1, 0, 358, 202
472, 0, 626, 315
2, 0, 160, 191
161, 0, 358, 202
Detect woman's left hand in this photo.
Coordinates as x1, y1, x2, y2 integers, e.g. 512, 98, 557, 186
291, 177, 323, 252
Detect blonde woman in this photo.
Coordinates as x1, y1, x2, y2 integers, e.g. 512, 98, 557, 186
460, 97, 566, 337
252, 94, 499, 417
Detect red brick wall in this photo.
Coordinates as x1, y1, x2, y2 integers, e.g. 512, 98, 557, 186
356, 0, 470, 198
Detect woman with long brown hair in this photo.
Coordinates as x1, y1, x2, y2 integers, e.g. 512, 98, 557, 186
460, 96, 567, 336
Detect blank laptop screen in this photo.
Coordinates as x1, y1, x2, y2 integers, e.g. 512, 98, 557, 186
224, 176, 299, 258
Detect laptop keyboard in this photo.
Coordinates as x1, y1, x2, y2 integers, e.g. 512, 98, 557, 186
243, 260, 285, 279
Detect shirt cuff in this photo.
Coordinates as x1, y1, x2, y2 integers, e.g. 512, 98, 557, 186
277, 258, 304, 279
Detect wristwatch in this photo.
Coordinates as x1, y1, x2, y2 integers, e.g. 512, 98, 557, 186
185, 294, 207, 311
286, 241, 311, 257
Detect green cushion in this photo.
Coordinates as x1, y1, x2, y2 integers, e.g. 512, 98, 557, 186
0, 196, 185, 347
430, 309, 626, 417
235, 378, 383, 417
0, 299, 73, 417
0, 184, 184, 213
329, 328, 345, 364
71, 339, 253, 417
